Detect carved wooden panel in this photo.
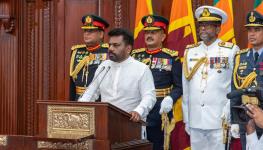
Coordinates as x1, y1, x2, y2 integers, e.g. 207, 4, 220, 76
0, 0, 15, 33
0, 0, 18, 134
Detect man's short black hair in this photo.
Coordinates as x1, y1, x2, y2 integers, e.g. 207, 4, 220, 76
108, 28, 134, 46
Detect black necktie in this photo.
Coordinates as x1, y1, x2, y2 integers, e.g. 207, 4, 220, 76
254, 52, 259, 63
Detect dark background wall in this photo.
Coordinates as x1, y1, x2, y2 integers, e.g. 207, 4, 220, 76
0, 0, 255, 135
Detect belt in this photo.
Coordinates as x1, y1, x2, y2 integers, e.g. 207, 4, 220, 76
156, 87, 172, 99
76, 86, 87, 95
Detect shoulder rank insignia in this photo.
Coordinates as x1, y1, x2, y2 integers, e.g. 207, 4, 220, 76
236, 48, 250, 55
162, 48, 178, 57
101, 43, 109, 48
131, 48, 146, 55
218, 41, 234, 49
186, 42, 201, 49
71, 44, 86, 51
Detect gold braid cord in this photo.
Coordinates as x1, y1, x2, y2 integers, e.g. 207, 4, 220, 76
161, 97, 183, 150
233, 54, 257, 89
162, 113, 173, 150
183, 49, 208, 80
70, 54, 93, 80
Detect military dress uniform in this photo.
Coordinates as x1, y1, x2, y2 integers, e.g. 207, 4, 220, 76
132, 15, 183, 150
69, 14, 109, 100
230, 10, 263, 150
132, 47, 182, 149
182, 6, 240, 150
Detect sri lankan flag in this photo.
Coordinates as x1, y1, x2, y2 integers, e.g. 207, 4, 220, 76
167, 1, 194, 149
213, 0, 236, 43
165, 0, 197, 57
255, 0, 263, 13
134, 0, 153, 48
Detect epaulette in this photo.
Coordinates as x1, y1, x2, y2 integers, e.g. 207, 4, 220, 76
131, 48, 146, 55
218, 41, 234, 49
101, 43, 109, 48
236, 48, 250, 55
71, 44, 86, 51
162, 48, 178, 57
186, 42, 201, 49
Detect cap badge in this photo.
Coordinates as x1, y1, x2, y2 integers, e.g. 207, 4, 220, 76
202, 8, 210, 17
249, 12, 256, 23
146, 16, 154, 26
85, 16, 93, 25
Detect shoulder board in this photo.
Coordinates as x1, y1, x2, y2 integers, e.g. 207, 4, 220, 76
186, 42, 201, 49
218, 41, 234, 49
71, 44, 86, 51
101, 43, 109, 48
236, 48, 250, 55
131, 48, 146, 55
162, 48, 178, 57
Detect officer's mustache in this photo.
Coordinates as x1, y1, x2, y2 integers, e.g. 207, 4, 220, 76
146, 37, 154, 41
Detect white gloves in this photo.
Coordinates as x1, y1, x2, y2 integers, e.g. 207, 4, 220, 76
230, 124, 240, 138
221, 101, 230, 123
159, 96, 173, 114
185, 123, 190, 135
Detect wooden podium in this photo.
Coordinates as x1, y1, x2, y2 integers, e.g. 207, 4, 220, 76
0, 101, 152, 150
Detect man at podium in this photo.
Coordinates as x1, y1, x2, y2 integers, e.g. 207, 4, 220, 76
79, 28, 156, 123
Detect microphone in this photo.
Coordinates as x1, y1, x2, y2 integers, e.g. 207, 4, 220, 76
78, 66, 105, 100
79, 66, 111, 101
97, 66, 111, 86
92, 66, 106, 82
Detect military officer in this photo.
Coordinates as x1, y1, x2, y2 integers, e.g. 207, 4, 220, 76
182, 6, 239, 150
131, 15, 183, 150
70, 14, 109, 101
231, 10, 263, 150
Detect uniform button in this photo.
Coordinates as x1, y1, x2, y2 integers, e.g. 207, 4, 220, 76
201, 104, 204, 107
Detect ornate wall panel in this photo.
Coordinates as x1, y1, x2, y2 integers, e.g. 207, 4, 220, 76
17, 0, 38, 135
0, 0, 17, 134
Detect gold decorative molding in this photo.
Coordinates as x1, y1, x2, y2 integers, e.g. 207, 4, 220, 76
37, 139, 93, 149
47, 105, 95, 139
0, 135, 7, 146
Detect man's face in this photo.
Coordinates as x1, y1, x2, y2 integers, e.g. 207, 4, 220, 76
144, 29, 166, 49
108, 36, 131, 62
247, 26, 263, 48
83, 29, 104, 46
198, 22, 220, 43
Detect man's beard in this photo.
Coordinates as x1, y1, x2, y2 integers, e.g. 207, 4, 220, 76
200, 32, 216, 43
108, 52, 118, 62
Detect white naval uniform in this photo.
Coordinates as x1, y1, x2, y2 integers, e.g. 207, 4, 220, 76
79, 56, 156, 119
182, 39, 239, 150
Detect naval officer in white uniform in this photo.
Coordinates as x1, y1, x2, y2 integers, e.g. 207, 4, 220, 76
182, 6, 240, 150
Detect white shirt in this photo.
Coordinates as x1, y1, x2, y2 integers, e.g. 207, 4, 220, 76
79, 56, 156, 119
246, 132, 263, 150
182, 39, 239, 129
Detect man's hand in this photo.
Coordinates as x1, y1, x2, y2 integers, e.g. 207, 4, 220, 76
159, 96, 173, 114
130, 111, 141, 122
230, 124, 240, 138
246, 104, 263, 128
